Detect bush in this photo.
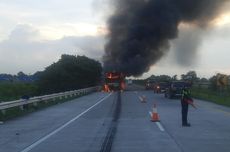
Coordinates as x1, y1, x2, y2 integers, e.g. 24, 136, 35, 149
0, 82, 38, 102
37, 55, 102, 94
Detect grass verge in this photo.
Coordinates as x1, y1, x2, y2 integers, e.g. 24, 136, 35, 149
191, 87, 230, 107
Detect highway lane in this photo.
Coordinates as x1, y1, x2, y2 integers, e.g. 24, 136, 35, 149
25, 92, 117, 152
0, 92, 112, 152
1, 85, 230, 152
117, 89, 230, 152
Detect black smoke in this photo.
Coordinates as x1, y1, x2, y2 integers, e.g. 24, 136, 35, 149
103, 0, 228, 77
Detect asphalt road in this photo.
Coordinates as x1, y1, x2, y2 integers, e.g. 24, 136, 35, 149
1, 84, 230, 152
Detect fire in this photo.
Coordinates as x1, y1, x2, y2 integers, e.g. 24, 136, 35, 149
106, 73, 120, 79
103, 84, 110, 92
121, 81, 126, 91
103, 72, 126, 92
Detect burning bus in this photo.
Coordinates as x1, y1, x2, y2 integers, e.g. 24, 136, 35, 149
103, 72, 126, 92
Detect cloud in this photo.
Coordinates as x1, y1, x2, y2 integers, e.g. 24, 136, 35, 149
38, 23, 106, 40
0, 24, 105, 74
148, 23, 230, 78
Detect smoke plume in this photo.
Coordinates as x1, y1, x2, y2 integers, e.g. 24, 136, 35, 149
103, 0, 228, 76
172, 25, 204, 66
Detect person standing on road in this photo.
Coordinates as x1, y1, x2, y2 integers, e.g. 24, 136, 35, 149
181, 87, 192, 127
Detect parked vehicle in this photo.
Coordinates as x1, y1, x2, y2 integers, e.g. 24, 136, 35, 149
165, 81, 189, 99
127, 79, 133, 85
145, 80, 156, 90
154, 82, 170, 93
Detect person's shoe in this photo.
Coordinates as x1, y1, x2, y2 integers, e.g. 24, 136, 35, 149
182, 123, 191, 127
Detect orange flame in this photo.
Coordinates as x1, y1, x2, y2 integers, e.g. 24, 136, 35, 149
121, 81, 126, 90
104, 84, 110, 92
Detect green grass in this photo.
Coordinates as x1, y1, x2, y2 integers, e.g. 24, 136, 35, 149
0, 82, 39, 102
191, 87, 230, 107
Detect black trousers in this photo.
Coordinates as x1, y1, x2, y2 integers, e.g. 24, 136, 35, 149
181, 100, 189, 125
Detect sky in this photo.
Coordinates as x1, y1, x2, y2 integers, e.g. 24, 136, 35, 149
0, 0, 230, 78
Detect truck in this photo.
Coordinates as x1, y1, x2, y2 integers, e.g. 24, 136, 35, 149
145, 79, 156, 90
153, 82, 170, 93
103, 72, 126, 92
164, 81, 191, 99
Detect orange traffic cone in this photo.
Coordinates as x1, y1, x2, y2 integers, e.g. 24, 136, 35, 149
150, 104, 160, 122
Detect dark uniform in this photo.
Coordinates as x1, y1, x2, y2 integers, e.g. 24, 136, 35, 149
181, 88, 191, 127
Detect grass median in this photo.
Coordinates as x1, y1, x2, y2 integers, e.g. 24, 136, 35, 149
191, 87, 230, 107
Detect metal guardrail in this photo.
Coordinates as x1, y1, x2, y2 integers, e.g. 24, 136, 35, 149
193, 82, 211, 89
0, 86, 100, 112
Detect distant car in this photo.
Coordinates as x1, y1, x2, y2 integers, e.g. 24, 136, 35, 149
145, 80, 156, 90
154, 82, 170, 93
165, 81, 189, 99
127, 79, 133, 85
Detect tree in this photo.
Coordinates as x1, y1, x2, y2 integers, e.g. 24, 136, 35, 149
172, 75, 177, 81
209, 74, 218, 90
37, 55, 102, 94
147, 74, 171, 82
181, 71, 198, 84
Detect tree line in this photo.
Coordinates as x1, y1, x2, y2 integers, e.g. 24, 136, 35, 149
37, 54, 102, 94
0, 54, 102, 101
145, 71, 229, 91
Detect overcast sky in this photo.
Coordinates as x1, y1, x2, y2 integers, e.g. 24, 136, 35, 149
0, 0, 230, 78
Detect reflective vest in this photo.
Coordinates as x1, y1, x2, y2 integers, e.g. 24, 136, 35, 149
182, 89, 191, 100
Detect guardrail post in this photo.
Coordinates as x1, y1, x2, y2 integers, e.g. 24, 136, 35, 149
1, 109, 6, 115
33, 102, 38, 107
20, 105, 24, 111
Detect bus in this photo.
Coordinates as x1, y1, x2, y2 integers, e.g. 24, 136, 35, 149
103, 72, 125, 92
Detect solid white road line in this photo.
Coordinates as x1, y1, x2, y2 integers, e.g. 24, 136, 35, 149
149, 111, 165, 132
149, 111, 152, 117
21, 93, 112, 152
156, 122, 165, 132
